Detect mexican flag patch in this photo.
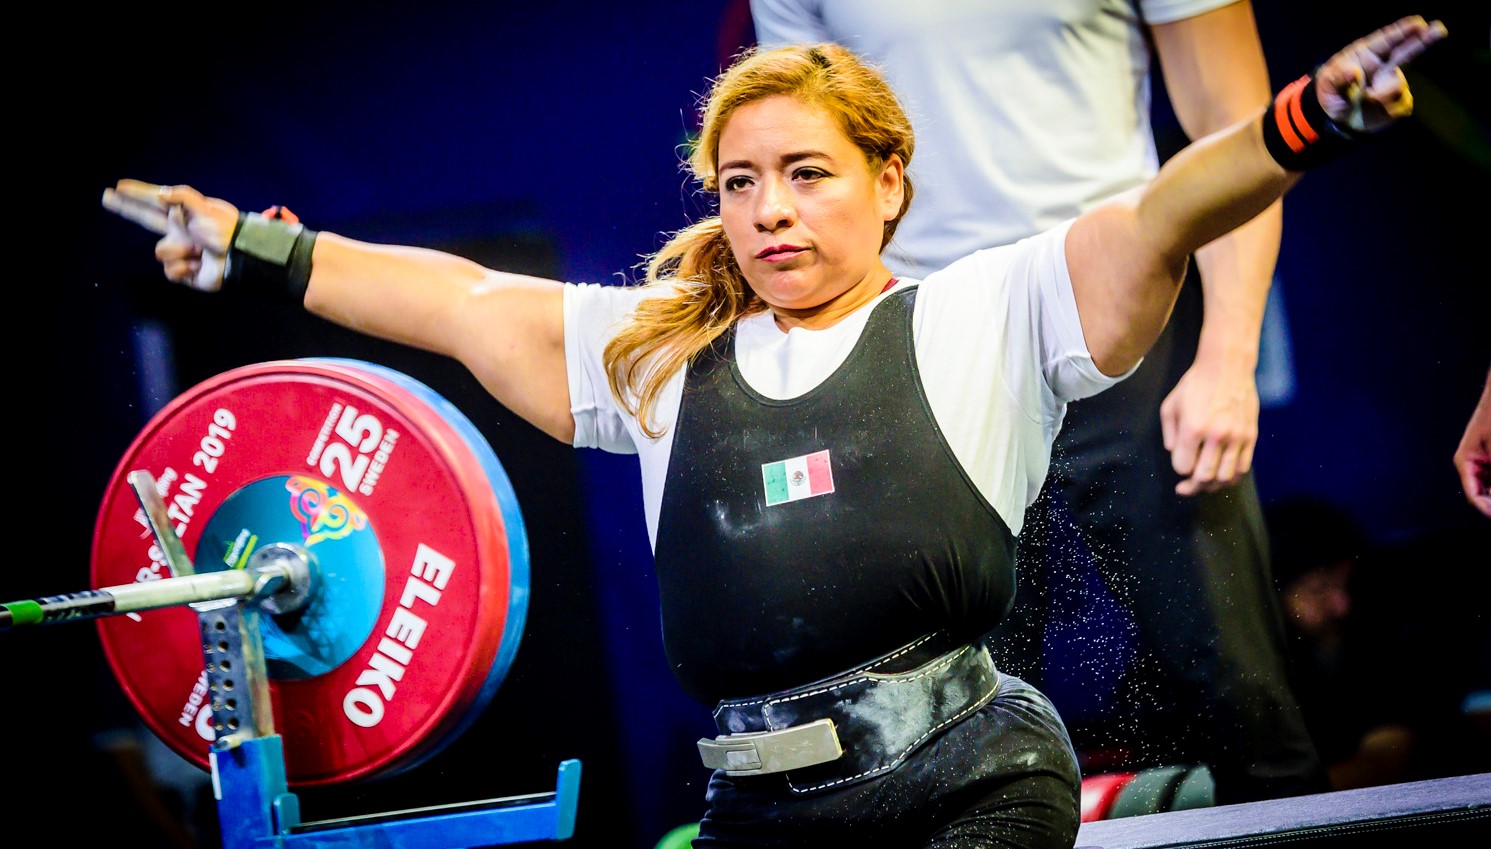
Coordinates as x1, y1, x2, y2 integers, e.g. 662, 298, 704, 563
762, 449, 835, 506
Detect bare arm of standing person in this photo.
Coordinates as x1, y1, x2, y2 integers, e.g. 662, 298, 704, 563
1151, 0, 1278, 496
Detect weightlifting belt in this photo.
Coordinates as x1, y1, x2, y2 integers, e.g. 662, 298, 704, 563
698, 633, 1001, 794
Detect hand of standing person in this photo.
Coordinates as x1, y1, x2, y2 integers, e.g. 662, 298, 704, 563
1453, 366, 1491, 518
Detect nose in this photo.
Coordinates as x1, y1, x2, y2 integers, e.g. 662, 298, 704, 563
754, 176, 795, 233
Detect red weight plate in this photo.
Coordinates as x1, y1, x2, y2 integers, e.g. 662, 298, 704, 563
304, 358, 530, 758
285, 358, 530, 775
91, 360, 519, 786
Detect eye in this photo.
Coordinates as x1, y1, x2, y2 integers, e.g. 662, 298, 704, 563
723, 174, 754, 192
792, 167, 828, 183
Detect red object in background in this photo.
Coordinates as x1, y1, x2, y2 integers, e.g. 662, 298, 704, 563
1081, 772, 1138, 821
261, 204, 299, 223
717, 0, 754, 71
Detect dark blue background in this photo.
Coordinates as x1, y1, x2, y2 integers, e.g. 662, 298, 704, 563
13, 2, 1488, 848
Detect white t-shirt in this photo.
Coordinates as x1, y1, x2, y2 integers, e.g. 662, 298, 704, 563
750, 0, 1240, 277
565, 220, 1125, 546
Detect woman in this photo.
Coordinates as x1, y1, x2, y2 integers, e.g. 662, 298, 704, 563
105, 15, 1445, 847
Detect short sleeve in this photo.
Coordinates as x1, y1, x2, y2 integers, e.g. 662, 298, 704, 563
564, 282, 648, 454
1139, 0, 1244, 26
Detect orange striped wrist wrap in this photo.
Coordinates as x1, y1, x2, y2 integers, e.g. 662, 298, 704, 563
1261, 74, 1361, 170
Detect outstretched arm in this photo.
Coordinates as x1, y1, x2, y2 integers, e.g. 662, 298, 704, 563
1065, 15, 1447, 382
1454, 364, 1491, 519
104, 180, 575, 443
1150, 1, 1276, 496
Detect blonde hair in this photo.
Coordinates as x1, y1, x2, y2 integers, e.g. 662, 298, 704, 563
603, 43, 916, 438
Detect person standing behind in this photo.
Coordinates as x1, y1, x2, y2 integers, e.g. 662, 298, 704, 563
750, 0, 1328, 804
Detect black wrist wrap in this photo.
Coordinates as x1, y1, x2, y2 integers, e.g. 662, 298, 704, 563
1261, 74, 1363, 171
223, 209, 318, 303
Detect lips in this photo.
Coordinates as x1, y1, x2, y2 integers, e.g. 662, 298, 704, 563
757, 245, 806, 261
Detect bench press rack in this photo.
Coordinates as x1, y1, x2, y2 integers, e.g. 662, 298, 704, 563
2, 470, 580, 849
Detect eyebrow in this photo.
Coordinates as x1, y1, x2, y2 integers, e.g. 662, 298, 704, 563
719, 150, 830, 172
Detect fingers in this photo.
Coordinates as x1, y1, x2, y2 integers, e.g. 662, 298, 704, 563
112, 179, 202, 206
1172, 432, 1253, 497
105, 179, 234, 291
101, 188, 170, 235
1369, 69, 1412, 121
1175, 448, 1238, 496
1161, 399, 1179, 455
101, 184, 193, 284
104, 184, 200, 286
1457, 453, 1491, 519
1318, 16, 1447, 129
1353, 17, 1446, 83
113, 178, 165, 202
1237, 436, 1256, 485
1365, 18, 1445, 109
1460, 463, 1491, 518
106, 180, 208, 227
1348, 15, 1446, 71
157, 206, 203, 287
1375, 16, 1448, 71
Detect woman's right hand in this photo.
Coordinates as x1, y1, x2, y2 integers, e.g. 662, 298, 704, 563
102, 179, 240, 292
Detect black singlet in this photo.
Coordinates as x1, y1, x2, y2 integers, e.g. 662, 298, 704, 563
653, 286, 1017, 705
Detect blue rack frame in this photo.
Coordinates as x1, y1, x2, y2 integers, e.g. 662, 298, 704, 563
212, 734, 580, 849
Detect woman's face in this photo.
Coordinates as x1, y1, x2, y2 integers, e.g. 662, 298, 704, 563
717, 94, 902, 326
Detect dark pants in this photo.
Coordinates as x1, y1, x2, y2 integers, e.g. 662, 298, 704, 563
693, 674, 1081, 848
986, 272, 1328, 804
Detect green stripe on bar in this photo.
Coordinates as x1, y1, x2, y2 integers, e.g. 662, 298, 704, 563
3, 600, 43, 626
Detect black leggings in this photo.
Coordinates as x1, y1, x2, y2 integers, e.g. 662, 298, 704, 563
693, 675, 1081, 849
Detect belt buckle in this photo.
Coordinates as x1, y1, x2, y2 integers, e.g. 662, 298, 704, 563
697, 717, 843, 775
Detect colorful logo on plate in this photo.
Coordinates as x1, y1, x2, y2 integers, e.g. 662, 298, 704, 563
198, 475, 385, 680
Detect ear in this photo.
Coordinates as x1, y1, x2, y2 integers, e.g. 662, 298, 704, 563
876, 153, 905, 222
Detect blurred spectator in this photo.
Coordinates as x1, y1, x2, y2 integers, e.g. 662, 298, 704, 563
1267, 497, 1490, 789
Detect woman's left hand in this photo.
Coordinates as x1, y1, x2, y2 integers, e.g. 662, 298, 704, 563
1316, 15, 1447, 133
